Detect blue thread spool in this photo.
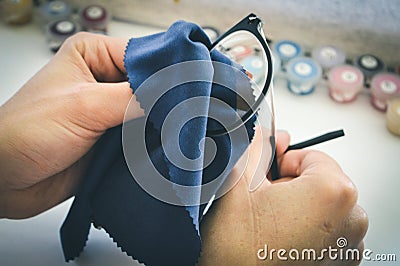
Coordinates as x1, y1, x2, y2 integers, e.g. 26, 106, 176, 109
239, 55, 265, 85
273, 40, 303, 64
286, 57, 322, 95
272, 51, 281, 75
40, 0, 71, 24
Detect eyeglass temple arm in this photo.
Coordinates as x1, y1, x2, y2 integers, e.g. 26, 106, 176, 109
270, 129, 345, 181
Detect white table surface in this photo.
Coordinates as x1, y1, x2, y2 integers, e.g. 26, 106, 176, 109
0, 20, 399, 266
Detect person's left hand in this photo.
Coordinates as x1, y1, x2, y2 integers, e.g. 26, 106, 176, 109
0, 33, 143, 219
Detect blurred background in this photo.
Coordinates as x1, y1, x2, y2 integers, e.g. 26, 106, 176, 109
71, 0, 400, 65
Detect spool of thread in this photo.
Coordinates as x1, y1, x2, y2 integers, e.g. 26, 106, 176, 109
286, 57, 322, 95
40, 0, 71, 24
239, 55, 265, 85
1, 0, 33, 25
272, 51, 282, 75
327, 65, 364, 103
370, 72, 400, 111
311, 45, 346, 70
386, 98, 400, 136
46, 19, 80, 52
202, 26, 220, 42
355, 54, 385, 79
273, 40, 303, 64
79, 4, 110, 32
226, 45, 254, 61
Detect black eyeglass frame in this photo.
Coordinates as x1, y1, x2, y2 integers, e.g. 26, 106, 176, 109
206, 13, 274, 137
203, 13, 345, 187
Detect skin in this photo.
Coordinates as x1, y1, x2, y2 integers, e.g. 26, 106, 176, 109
0, 33, 144, 218
198, 128, 368, 265
0, 33, 368, 265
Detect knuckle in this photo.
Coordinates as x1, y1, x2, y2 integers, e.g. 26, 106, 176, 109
66, 31, 92, 44
304, 150, 358, 206
59, 32, 97, 52
318, 173, 358, 207
353, 205, 369, 238
337, 175, 358, 205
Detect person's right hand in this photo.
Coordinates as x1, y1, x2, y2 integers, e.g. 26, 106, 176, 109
199, 127, 368, 265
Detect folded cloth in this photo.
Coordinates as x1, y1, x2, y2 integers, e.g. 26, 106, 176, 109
60, 21, 256, 266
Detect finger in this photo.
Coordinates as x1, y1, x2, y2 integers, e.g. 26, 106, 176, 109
263, 130, 289, 182
0, 156, 88, 219
323, 206, 367, 266
245, 126, 274, 189
271, 176, 294, 184
246, 128, 290, 190
337, 205, 369, 248
81, 82, 145, 130
275, 129, 290, 157
278, 149, 342, 178
279, 149, 358, 213
61, 32, 130, 82
275, 130, 290, 157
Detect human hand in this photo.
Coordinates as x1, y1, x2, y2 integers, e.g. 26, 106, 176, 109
199, 127, 368, 265
0, 33, 143, 219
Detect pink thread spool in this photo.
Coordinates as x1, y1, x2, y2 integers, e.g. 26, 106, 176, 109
226, 45, 254, 61
370, 73, 400, 111
327, 65, 364, 103
79, 4, 110, 32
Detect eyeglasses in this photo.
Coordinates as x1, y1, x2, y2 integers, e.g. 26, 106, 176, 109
206, 13, 274, 136
204, 13, 276, 191
206, 13, 345, 191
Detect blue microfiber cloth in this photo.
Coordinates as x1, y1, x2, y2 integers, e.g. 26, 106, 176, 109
60, 21, 256, 266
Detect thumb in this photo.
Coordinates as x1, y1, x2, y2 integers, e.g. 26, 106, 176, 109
84, 81, 144, 130
275, 130, 290, 157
